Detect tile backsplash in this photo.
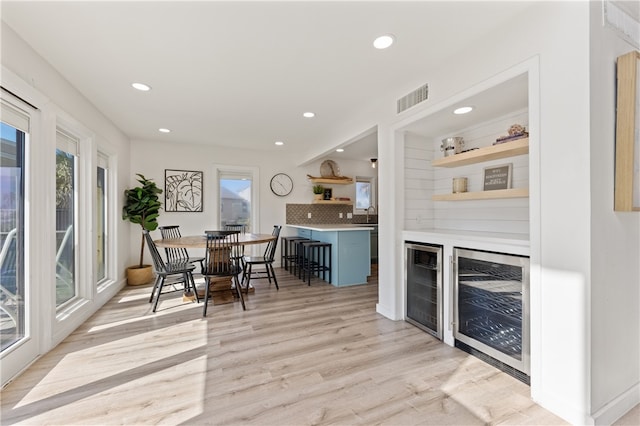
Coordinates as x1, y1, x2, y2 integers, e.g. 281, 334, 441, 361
286, 204, 377, 225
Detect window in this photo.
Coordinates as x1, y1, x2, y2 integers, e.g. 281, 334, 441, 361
55, 129, 78, 307
219, 173, 253, 231
0, 117, 26, 352
213, 165, 260, 242
355, 176, 375, 210
96, 153, 108, 283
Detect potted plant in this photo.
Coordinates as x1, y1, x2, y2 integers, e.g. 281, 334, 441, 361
122, 174, 162, 285
312, 184, 324, 201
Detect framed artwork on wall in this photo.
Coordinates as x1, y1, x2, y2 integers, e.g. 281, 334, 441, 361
614, 50, 640, 212
164, 169, 203, 212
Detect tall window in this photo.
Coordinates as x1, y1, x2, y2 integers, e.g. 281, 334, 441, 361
0, 117, 26, 352
219, 173, 252, 231
96, 153, 108, 283
55, 129, 78, 307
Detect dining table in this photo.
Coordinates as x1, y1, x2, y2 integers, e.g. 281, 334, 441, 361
154, 232, 277, 305
154, 232, 276, 249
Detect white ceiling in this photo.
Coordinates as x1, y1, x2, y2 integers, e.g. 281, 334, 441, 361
1, 1, 536, 162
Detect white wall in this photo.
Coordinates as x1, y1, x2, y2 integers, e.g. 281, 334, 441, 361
128, 139, 376, 267
378, 2, 608, 424
588, 2, 640, 423
403, 132, 435, 230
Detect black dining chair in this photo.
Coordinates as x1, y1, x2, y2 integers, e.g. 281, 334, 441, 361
143, 230, 198, 312
224, 223, 246, 233
158, 225, 205, 272
242, 225, 282, 291
202, 230, 245, 316
224, 223, 247, 266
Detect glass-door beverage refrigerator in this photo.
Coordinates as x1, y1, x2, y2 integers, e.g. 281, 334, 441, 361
454, 248, 530, 382
405, 242, 442, 339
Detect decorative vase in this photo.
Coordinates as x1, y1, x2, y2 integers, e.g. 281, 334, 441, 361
126, 265, 154, 286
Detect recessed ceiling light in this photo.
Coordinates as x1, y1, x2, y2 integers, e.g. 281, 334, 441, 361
303, 112, 315, 118
158, 128, 171, 133
453, 106, 474, 115
132, 82, 151, 91
336, 148, 344, 153
275, 141, 284, 146
373, 34, 395, 49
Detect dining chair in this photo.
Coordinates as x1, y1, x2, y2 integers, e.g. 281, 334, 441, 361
158, 225, 205, 272
224, 223, 247, 266
242, 225, 282, 291
143, 230, 198, 312
202, 230, 245, 316
223, 223, 246, 233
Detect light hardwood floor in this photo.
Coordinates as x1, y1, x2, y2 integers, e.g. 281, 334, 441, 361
0, 267, 625, 425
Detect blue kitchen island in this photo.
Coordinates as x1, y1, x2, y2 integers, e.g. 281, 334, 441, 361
286, 224, 373, 286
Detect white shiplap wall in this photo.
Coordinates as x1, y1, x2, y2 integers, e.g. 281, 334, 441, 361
404, 132, 434, 230
404, 109, 530, 236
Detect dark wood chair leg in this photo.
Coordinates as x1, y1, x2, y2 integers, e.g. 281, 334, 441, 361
269, 263, 279, 290
149, 275, 162, 303
234, 274, 246, 310
152, 277, 166, 312
203, 279, 211, 317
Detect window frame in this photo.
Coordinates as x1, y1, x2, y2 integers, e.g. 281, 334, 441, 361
354, 175, 377, 213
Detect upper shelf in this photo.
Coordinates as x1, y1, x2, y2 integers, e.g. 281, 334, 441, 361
308, 177, 353, 185
312, 200, 353, 205
432, 187, 529, 201
431, 138, 529, 168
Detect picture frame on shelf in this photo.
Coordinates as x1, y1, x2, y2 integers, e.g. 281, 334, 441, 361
614, 50, 640, 211
323, 188, 333, 201
164, 169, 203, 212
483, 163, 512, 191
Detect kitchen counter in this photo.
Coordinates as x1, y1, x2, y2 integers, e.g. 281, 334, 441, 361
286, 224, 372, 286
287, 224, 375, 232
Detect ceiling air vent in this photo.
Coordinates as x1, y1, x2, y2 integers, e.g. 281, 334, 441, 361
397, 83, 429, 114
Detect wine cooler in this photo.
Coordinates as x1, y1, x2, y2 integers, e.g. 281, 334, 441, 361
405, 242, 442, 339
454, 248, 530, 383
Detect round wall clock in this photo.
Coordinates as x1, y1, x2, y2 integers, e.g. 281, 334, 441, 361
270, 173, 293, 196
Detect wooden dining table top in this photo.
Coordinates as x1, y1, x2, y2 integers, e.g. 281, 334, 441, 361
154, 233, 276, 249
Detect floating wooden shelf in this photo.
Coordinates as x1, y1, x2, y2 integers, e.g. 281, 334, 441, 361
432, 188, 529, 201
308, 177, 353, 185
312, 200, 353, 205
432, 138, 529, 168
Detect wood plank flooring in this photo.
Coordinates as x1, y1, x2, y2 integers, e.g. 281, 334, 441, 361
1, 267, 571, 425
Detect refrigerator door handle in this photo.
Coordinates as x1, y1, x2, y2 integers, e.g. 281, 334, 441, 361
449, 255, 455, 331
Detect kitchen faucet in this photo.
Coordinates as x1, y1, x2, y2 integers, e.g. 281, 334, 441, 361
366, 205, 376, 223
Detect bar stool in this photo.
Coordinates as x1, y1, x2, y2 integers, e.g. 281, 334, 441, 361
295, 239, 319, 278
300, 241, 332, 285
280, 236, 309, 270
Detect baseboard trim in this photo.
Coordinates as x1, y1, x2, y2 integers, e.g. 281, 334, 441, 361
376, 303, 401, 320
592, 383, 640, 426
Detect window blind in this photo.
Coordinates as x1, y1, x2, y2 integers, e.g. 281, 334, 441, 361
1, 98, 30, 133
56, 128, 79, 156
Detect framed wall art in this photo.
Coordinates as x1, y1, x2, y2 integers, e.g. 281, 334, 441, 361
614, 50, 640, 211
164, 169, 203, 212
323, 187, 333, 200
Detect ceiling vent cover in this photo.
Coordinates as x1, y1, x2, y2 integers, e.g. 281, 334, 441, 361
397, 83, 429, 114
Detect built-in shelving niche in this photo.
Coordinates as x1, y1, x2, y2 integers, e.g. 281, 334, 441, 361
402, 72, 530, 236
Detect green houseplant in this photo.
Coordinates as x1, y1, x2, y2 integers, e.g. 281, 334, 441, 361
312, 184, 324, 200
122, 174, 162, 285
